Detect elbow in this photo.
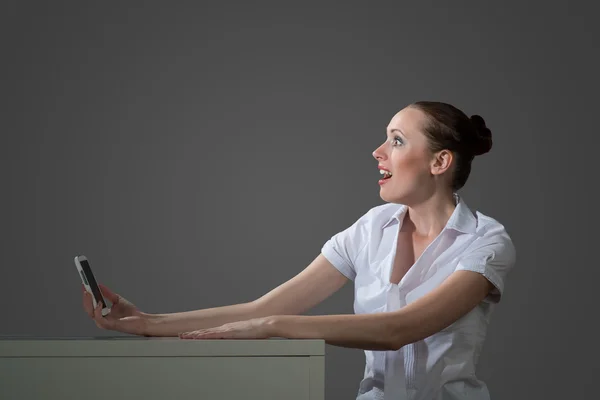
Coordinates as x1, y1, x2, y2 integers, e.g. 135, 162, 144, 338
384, 321, 412, 351
382, 311, 429, 351
387, 328, 434, 351
384, 328, 406, 351
386, 323, 434, 350
387, 337, 405, 351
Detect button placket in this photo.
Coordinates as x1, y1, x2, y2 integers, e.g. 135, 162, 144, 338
384, 285, 408, 400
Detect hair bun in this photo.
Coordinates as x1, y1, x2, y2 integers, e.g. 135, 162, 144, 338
470, 114, 492, 156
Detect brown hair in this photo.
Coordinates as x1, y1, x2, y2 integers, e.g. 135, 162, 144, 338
409, 101, 493, 191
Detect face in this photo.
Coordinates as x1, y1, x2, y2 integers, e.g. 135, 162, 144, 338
372, 106, 449, 204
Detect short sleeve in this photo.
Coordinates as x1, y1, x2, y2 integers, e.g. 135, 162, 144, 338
320, 210, 372, 281
455, 231, 516, 303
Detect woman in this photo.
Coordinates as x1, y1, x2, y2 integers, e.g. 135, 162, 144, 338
83, 101, 516, 400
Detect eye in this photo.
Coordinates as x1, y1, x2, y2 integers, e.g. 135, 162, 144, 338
392, 136, 404, 146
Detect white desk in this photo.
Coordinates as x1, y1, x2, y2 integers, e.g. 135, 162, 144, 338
0, 336, 325, 399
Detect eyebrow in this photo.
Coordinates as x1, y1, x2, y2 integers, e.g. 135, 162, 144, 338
387, 128, 407, 138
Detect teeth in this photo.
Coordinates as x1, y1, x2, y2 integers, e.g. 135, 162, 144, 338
379, 170, 392, 177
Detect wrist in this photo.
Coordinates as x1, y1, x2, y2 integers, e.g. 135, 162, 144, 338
139, 312, 160, 336
263, 315, 282, 337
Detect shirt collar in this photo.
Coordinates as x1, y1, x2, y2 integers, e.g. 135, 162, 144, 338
381, 193, 477, 234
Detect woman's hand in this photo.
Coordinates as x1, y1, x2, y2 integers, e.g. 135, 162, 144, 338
178, 317, 275, 340
82, 283, 150, 336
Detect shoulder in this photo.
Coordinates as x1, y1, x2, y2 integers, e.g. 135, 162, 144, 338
473, 210, 513, 243
455, 208, 517, 302
469, 210, 516, 264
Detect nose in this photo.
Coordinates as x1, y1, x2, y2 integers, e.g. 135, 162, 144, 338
372, 142, 387, 161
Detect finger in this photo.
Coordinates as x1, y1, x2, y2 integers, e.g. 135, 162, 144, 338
82, 291, 94, 317
180, 333, 207, 339
179, 330, 203, 339
98, 283, 120, 304
93, 301, 113, 329
179, 330, 224, 339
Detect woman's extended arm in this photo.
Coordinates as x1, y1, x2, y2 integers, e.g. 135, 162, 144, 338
263, 270, 493, 350
144, 254, 349, 336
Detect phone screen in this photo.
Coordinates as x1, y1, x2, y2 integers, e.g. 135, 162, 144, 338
79, 259, 107, 307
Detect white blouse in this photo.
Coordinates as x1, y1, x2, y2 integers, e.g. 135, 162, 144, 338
321, 194, 516, 400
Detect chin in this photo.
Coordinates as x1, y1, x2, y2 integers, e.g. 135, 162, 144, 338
379, 187, 409, 204
380, 180, 424, 205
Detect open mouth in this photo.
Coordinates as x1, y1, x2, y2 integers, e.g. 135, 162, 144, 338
380, 170, 393, 180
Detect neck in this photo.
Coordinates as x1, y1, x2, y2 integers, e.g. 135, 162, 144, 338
404, 190, 457, 237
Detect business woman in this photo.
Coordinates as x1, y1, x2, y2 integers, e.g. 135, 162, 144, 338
83, 101, 516, 400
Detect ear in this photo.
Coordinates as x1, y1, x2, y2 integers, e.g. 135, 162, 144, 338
430, 149, 453, 176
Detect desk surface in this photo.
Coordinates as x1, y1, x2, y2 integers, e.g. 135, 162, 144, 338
0, 336, 325, 357
1, 336, 326, 400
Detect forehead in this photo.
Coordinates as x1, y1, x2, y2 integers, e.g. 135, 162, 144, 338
386, 107, 427, 134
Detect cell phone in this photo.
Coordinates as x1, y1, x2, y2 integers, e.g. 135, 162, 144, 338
74, 255, 111, 316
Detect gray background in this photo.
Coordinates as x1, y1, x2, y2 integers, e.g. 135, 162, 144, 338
1, 1, 598, 399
